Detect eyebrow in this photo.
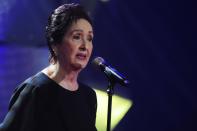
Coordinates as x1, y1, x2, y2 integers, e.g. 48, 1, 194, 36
71, 29, 93, 34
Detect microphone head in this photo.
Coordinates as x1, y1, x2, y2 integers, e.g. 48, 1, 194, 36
92, 56, 130, 86
92, 57, 105, 66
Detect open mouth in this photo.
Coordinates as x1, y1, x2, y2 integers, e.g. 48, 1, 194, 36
76, 53, 87, 60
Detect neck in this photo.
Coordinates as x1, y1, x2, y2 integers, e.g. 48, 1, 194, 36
43, 62, 81, 91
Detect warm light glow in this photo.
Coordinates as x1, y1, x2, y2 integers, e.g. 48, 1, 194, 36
94, 89, 133, 131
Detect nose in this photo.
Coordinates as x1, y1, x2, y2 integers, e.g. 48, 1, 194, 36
79, 39, 87, 51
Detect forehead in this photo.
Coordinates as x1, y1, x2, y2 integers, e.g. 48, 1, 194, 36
68, 19, 93, 34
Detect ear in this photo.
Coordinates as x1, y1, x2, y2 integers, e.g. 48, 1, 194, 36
51, 45, 58, 56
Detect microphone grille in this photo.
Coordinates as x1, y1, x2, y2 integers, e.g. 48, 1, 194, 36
92, 57, 104, 66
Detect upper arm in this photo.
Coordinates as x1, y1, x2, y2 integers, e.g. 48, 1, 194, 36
0, 83, 36, 131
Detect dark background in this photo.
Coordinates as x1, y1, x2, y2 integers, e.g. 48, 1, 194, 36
0, 0, 196, 130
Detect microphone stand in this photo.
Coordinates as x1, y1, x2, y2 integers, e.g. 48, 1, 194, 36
106, 81, 115, 131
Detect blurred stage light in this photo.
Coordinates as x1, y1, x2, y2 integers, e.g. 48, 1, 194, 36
0, 0, 16, 15
94, 89, 133, 131
0, 0, 16, 40
100, 0, 110, 2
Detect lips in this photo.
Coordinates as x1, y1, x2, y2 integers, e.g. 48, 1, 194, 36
76, 53, 87, 60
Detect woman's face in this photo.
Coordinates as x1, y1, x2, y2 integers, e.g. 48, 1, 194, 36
55, 18, 93, 70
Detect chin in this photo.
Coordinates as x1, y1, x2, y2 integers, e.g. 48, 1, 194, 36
72, 62, 87, 70
71, 57, 89, 70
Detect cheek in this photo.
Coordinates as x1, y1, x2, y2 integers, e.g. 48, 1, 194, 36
57, 45, 72, 62
88, 44, 93, 55
62, 43, 75, 55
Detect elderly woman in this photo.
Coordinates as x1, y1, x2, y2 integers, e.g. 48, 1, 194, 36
0, 3, 97, 131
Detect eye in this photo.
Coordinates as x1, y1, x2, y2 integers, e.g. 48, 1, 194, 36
73, 33, 82, 40
87, 35, 93, 42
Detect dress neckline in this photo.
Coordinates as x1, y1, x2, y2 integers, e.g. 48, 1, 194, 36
38, 72, 80, 93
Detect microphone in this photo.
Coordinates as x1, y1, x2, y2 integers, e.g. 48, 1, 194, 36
92, 57, 129, 86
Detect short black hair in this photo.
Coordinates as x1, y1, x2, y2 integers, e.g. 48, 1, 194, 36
45, 3, 92, 62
